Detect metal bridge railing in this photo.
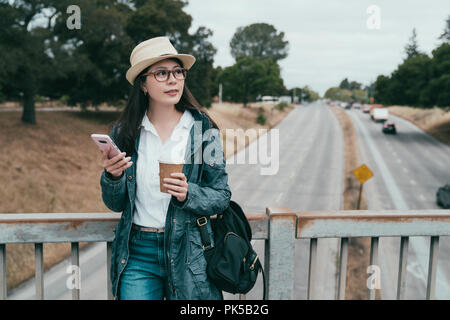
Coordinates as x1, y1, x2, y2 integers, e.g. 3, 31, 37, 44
1, 209, 449, 300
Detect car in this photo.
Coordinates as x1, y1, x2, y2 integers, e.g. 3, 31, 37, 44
436, 183, 450, 208
353, 103, 361, 109
382, 121, 396, 134
362, 105, 370, 113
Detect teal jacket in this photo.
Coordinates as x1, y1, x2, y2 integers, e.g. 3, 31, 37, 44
100, 109, 231, 299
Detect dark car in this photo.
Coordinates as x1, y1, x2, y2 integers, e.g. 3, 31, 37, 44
436, 183, 450, 209
382, 121, 397, 134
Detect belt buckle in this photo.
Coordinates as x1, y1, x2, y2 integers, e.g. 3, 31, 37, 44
196, 216, 207, 227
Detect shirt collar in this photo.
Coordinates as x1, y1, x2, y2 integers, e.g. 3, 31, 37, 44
140, 110, 193, 134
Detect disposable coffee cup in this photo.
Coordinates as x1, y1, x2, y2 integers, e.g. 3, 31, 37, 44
159, 160, 184, 193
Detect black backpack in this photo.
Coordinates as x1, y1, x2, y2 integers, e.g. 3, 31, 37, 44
196, 200, 266, 299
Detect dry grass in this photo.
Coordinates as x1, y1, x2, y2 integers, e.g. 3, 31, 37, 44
1, 110, 119, 290
207, 102, 294, 158
1, 102, 293, 291
388, 106, 450, 146
329, 106, 378, 300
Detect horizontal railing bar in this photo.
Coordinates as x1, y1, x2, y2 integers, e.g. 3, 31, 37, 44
0, 212, 122, 223
0, 213, 120, 244
246, 212, 269, 240
297, 210, 450, 219
297, 210, 450, 238
0, 212, 269, 243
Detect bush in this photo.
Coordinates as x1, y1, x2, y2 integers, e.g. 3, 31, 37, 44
275, 101, 289, 111
256, 108, 267, 125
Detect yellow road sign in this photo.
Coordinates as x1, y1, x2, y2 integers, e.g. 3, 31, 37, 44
353, 164, 374, 184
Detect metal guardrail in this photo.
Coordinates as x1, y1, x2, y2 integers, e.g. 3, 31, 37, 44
0, 209, 449, 300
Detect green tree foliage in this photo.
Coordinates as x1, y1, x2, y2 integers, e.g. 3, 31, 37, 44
0, 0, 217, 123
420, 43, 450, 107
339, 78, 362, 90
218, 56, 285, 106
325, 84, 365, 103
374, 22, 450, 108
438, 15, 450, 43
0, 0, 60, 123
230, 23, 289, 62
49, 0, 134, 109
405, 28, 420, 59
301, 86, 320, 102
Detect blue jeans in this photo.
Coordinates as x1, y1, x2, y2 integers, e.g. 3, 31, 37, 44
119, 228, 169, 300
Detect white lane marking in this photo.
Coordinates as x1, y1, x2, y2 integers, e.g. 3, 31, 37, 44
419, 194, 426, 201
351, 112, 450, 299
410, 179, 417, 185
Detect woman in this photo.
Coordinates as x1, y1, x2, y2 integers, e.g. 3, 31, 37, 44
99, 37, 231, 300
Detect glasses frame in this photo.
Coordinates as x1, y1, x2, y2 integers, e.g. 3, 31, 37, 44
141, 67, 187, 82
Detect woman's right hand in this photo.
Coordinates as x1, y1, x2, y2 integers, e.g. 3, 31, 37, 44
101, 145, 133, 178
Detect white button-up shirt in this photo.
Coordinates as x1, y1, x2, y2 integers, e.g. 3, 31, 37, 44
133, 110, 194, 228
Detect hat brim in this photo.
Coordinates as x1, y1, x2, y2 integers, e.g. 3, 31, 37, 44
126, 54, 196, 85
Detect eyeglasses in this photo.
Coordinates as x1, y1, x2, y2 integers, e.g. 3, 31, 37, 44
141, 67, 187, 82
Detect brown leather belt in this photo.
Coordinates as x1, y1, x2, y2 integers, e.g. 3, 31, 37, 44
132, 224, 165, 233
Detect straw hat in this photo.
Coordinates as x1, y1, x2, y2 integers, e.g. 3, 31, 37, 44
125, 36, 196, 85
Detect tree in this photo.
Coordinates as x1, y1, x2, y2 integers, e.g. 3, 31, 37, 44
421, 43, 450, 107
125, 0, 217, 107
405, 28, 420, 59
49, 0, 133, 109
230, 23, 289, 62
438, 15, 450, 43
218, 56, 286, 106
339, 78, 350, 90
0, 0, 61, 124
302, 86, 320, 102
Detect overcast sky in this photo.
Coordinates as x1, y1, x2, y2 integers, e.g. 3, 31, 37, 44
184, 0, 450, 96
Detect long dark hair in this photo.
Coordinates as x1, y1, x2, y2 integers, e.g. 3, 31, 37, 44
114, 58, 218, 156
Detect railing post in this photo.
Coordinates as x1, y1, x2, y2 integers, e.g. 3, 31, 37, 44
368, 237, 379, 300
35, 243, 44, 300
397, 236, 409, 300
426, 236, 439, 300
0, 244, 6, 300
336, 237, 349, 300
71, 242, 80, 300
307, 238, 317, 300
106, 242, 113, 300
266, 207, 295, 300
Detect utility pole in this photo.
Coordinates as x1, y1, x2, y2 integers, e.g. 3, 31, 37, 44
219, 83, 223, 104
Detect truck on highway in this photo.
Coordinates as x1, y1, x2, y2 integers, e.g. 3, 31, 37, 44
371, 108, 389, 122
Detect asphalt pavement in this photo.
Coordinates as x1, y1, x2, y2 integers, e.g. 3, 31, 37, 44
349, 108, 450, 299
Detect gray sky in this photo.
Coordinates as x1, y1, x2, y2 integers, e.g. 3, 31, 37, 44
185, 0, 450, 96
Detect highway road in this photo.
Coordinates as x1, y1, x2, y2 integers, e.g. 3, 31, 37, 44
349, 108, 450, 299
8, 102, 345, 300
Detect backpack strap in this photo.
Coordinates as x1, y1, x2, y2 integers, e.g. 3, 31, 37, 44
196, 216, 215, 261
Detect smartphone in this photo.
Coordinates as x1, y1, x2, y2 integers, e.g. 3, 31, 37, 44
91, 134, 122, 159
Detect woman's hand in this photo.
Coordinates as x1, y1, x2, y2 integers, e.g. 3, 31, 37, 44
163, 172, 188, 202
100, 145, 133, 178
